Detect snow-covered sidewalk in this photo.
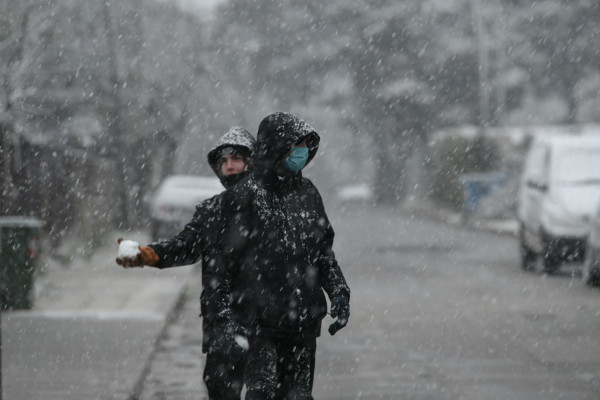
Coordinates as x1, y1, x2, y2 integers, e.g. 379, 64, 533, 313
3, 230, 198, 400
33, 230, 195, 315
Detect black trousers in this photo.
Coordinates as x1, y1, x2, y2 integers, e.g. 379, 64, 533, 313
203, 349, 247, 400
244, 335, 316, 400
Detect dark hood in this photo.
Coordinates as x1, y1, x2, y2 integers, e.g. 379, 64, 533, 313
255, 112, 320, 180
207, 127, 256, 188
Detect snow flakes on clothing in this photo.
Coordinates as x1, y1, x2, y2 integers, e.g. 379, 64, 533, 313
255, 112, 320, 177
209, 126, 255, 156
262, 112, 316, 143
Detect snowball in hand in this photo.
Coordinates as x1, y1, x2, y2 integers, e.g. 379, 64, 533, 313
234, 334, 249, 351
118, 240, 140, 258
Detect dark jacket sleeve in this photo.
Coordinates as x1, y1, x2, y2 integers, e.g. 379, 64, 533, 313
202, 184, 250, 325
148, 196, 219, 269
201, 246, 232, 326
310, 182, 350, 301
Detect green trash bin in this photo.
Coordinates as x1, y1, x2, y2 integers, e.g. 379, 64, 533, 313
0, 216, 44, 310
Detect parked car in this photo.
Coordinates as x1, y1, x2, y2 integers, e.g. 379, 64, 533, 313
149, 175, 222, 241
583, 202, 600, 286
517, 134, 600, 273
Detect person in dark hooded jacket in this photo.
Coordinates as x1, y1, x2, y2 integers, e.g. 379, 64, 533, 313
116, 127, 255, 400
205, 112, 350, 400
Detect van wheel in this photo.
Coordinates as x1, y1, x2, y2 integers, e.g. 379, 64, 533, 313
542, 245, 560, 273
543, 255, 559, 273
582, 257, 600, 286
519, 226, 536, 270
520, 243, 536, 270
541, 232, 562, 274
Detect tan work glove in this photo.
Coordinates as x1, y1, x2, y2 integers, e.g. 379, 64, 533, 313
116, 238, 159, 267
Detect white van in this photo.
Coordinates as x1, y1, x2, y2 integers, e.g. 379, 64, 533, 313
517, 134, 600, 273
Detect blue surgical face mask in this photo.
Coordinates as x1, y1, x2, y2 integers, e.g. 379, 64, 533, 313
283, 146, 309, 173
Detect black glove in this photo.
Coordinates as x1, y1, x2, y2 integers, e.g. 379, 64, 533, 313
210, 319, 252, 362
328, 295, 350, 335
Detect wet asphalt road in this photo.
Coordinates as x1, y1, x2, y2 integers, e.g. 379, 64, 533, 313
140, 204, 600, 399
3, 313, 161, 400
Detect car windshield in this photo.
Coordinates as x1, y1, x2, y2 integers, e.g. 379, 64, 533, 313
554, 149, 600, 184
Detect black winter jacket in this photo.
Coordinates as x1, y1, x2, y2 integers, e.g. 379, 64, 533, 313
206, 112, 350, 339
149, 195, 224, 353
148, 127, 256, 353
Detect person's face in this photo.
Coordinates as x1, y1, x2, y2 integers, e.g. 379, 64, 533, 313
219, 154, 246, 176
